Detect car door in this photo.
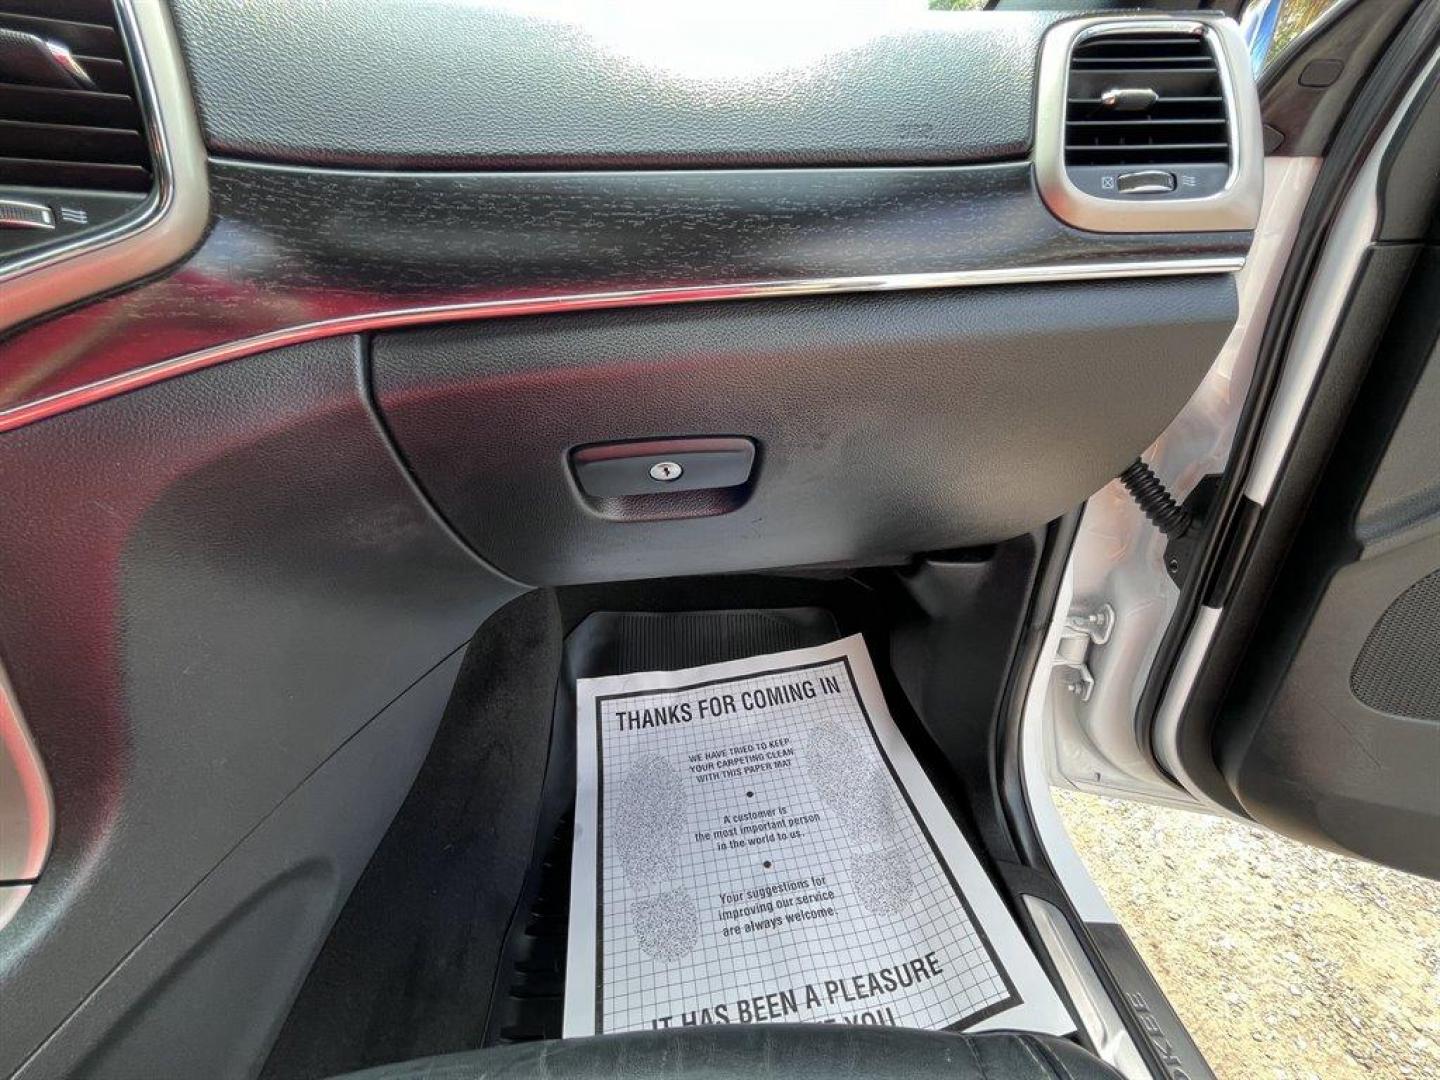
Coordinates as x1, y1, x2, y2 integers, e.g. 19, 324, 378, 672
1037, 0, 1440, 881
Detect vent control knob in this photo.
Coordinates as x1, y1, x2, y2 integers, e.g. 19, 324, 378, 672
1099, 87, 1160, 112
0, 199, 54, 230
0, 29, 95, 90
1117, 170, 1177, 195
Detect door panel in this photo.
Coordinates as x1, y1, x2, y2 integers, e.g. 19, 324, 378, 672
1159, 30, 1440, 879
1218, 247, 1440, 877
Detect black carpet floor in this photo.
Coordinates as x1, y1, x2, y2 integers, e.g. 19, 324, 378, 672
262, 581, 863, 1078
261, 590, 563, 1080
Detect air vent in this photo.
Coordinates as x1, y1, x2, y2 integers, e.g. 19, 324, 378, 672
1036, 18, 1261, 232
0, 0, 153, 193
1065, 30, 1229, 171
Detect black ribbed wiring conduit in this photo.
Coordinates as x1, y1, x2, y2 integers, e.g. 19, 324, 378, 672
1119, 459, 1191, 536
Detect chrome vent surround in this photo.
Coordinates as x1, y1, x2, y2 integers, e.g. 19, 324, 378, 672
1064, 30, 1228, 169
0, 0, 208, 337
1035, 16, 1264, 234
0, 0, 153, 192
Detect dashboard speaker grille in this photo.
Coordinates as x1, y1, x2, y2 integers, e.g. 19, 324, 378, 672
0, 0, 152, 192
1065, 30, 1229, 168
1351, 568, 1440, 721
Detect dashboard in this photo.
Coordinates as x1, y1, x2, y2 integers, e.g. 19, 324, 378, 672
0, 3, 1269, 1077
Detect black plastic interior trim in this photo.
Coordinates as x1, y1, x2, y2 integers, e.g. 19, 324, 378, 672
29, 649, 470, 1080
1377, 72, 1440, 240
1256, 0, 1415, 157
1200, 495, 1262, 609
261, 592, 563, 1078
372, 278, 1237, 587
0, 158, 1251, 423
0, 335, 523, 1078
1084, 922, 1213, 1080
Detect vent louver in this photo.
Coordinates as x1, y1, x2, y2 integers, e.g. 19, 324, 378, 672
1065, 30, 1229, 169
0, 0, 152, 192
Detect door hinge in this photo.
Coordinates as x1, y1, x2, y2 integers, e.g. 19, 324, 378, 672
1053, 603, 1114, 702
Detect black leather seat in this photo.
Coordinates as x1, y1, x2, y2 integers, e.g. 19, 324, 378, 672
331, 1026, 1122, 1080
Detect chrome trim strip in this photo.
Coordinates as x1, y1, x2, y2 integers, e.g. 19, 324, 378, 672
0, 0, 210, 334
1035, 15, 1264, 234
0, 255, 1242, 433
1023, 897, 1151, 1080
0, 661, 53, 885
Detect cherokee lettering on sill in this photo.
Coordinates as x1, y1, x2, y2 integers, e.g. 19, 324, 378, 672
1128, 991, 1194, 1080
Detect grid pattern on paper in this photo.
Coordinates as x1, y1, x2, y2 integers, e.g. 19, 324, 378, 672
592, 657, 1016, 1034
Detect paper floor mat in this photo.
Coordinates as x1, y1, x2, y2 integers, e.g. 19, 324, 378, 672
563, 634, 1072, 1037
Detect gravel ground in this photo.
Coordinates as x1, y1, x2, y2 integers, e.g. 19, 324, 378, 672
1052, 789, 1440, 1079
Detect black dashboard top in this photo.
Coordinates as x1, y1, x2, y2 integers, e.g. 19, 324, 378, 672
170, 1, 1053, 169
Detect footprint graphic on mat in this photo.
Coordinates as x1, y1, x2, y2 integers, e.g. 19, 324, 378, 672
616, 754, 698, 960
849, 843, 918, 916
804, 720, 916, 915
632, 888, 700, 961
